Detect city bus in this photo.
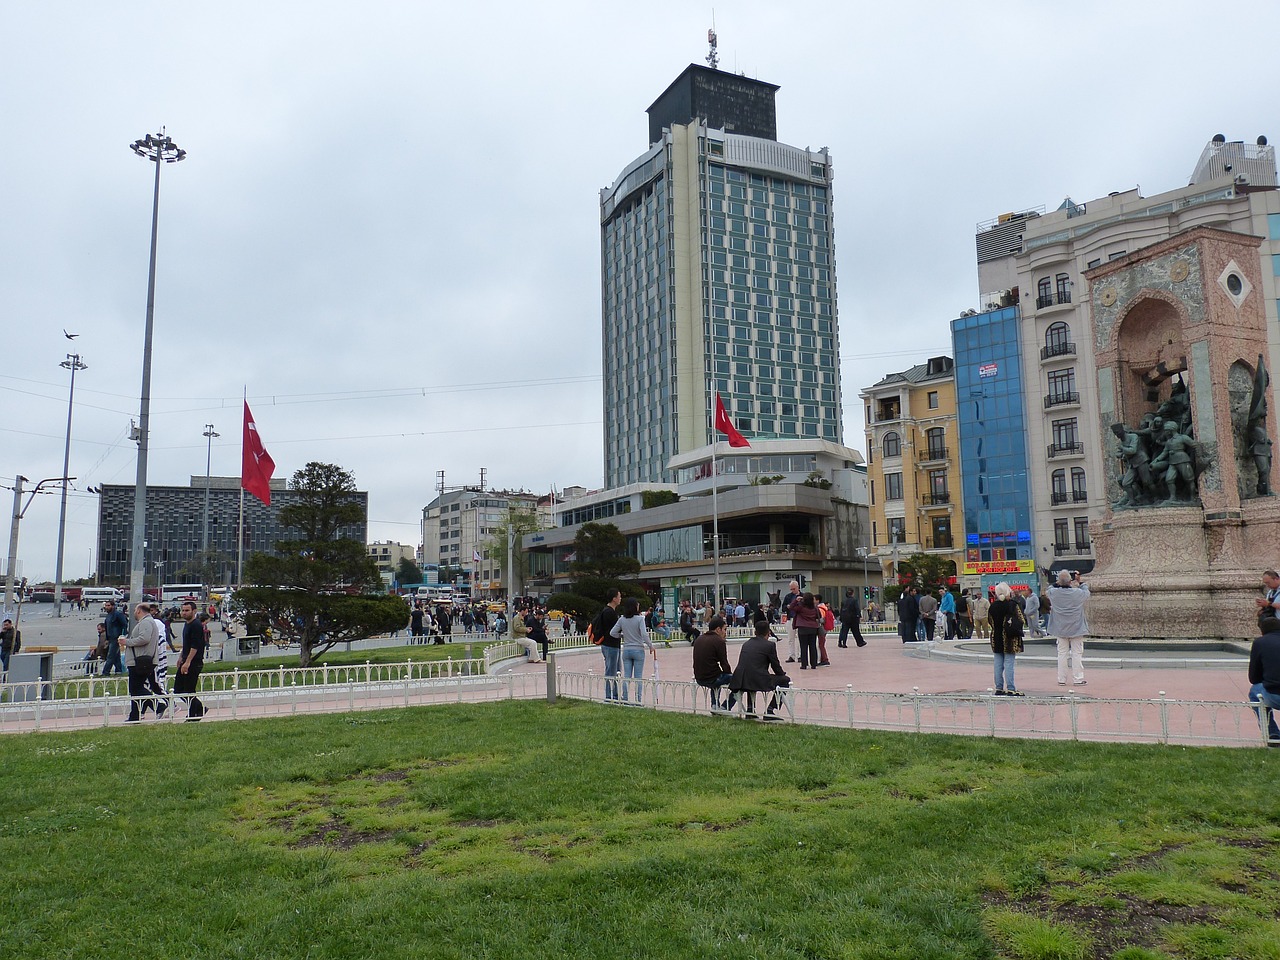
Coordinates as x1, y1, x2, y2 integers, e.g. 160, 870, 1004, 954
160, 583, 204, 605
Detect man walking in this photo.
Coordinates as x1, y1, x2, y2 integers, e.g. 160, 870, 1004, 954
838, 588, 866, 648
0, 618, 20, 674
101, 599, 128, 676
1248, 615, 1280, 746
123, 603, 161, 723
781, 579, 801, 663
1024, 590, 1045, 638
175, 600, 207, 720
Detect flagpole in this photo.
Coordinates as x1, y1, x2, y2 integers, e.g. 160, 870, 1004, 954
237, 387, 246, 588
711, 439, 720, 615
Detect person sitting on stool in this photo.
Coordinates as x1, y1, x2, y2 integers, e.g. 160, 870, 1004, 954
729, 619, 791, 719
693, 614, 735, 712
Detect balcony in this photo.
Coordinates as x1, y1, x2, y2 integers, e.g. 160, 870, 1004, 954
1043, 391, 1080, 409
1047, 442, 1084, 459
917, 446, 949, 463
1036, 290, 1073, 310
1050, 492, 1068, 505
875, 404, 902, 423
1072, 491, 1088, 503
924, 537, 954, 550
1053, 541, 1092, 556
1040, 341, 1077, 362
922, 493, 951, 506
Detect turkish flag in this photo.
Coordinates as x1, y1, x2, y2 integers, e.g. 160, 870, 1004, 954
241, 401, 276, 505
714, 392, 750, 448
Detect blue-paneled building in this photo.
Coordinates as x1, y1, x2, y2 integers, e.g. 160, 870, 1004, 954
951, 306, 1038, 594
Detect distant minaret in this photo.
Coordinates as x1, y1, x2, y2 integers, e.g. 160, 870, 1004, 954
705, 27, 719, 70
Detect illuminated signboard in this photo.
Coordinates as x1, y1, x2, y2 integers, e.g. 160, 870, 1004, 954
961, 559, 1035, 575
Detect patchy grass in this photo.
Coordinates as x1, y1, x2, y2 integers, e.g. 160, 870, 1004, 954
1, 701, 1278, 959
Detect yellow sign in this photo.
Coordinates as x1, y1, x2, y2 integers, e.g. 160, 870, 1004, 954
962, 560, 1035, 575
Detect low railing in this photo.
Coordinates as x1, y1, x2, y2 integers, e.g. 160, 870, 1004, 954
2, 658, 1274, 747
1043, 391, 1080, 409
1035, 290, 1072, 309
1047, 442, 1084, 458
1040, 342, 1077, 361
917, 446, 948, 462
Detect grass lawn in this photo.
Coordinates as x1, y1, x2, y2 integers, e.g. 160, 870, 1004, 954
2, 701, 1277, 959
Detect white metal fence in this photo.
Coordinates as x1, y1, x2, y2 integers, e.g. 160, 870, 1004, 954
2, 649, 1274, 748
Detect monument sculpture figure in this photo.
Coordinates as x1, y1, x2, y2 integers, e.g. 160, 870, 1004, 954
1110, 378, 1209, 508
1246, 355, 1272, 497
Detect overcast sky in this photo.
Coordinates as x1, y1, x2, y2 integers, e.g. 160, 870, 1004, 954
3, 0, 1278, 583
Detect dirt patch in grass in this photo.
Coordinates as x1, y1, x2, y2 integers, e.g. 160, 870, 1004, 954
291, 817, 398, 850
985, 834, 1280, 958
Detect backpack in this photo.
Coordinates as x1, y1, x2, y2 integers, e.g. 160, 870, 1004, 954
820, 603, 835, 632
587, 609, 606, 645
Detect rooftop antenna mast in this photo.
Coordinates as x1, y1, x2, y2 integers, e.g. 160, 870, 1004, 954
705, 24, 719, 70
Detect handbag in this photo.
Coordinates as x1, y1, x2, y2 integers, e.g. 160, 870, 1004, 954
133, 654, 155, 673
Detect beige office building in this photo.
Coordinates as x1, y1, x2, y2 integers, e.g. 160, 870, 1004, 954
860, 356, 964, 582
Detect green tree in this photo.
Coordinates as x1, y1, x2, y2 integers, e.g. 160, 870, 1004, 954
236, 462, 407, 667
396, 557, 423, 587
896, 553, 957, 596
569, 522, 641, 580
483, 507, 541, 595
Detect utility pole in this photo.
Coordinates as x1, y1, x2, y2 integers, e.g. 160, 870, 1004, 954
53, 353, 87, 617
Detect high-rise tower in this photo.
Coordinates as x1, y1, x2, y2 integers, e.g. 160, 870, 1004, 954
600, 64, 842, 487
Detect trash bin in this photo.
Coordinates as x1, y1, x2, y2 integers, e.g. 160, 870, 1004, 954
8, 652, 55, 701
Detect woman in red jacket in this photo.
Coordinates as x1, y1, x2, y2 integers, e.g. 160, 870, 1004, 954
789, 592, 824, 670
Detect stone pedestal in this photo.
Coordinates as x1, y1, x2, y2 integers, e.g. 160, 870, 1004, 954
1088, 506, 1263, 639
1084, 227, 1278, 641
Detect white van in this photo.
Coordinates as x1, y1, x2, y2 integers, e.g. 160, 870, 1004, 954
82, 587, 124, 605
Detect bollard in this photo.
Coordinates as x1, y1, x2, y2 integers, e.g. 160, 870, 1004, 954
464, 643, 472, 676
546, 652, 556, 704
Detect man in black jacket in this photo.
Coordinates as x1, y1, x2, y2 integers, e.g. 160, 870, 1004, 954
897, 586, 920, 643
592, 591, 623, 702
693, 615, 734, 712
729, 619, 791, 719
838, 588, 866, 648
1249, 616, 1280, 745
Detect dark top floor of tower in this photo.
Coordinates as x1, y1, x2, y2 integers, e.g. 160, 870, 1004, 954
646, 63, 779, 145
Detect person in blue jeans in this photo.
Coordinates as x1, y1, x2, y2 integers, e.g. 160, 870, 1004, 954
1248, 616, 1280, 745
987, 582, 1025, 696
610, 596, 655, 704
592, 591, 622, 701
100, 600, 129, 676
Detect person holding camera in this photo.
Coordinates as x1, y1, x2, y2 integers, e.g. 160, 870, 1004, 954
1047, 570, 1090, 687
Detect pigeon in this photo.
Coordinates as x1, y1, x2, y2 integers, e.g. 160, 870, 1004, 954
63, 329, 79, 339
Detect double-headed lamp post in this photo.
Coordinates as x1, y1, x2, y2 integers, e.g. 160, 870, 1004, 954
53, 353, 88, 617
202, 424, 219, 560
127, 129, 185, 614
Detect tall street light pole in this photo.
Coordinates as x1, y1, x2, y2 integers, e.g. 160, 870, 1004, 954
202, 423, 219, 562
128, 129, 186, 614
53, 353, 87, 618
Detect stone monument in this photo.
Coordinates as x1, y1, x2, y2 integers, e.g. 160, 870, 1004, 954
1086, 226, 1279, 639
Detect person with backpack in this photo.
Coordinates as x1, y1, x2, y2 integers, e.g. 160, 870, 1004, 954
816, 598, 835, 665
591, 590, 623, 701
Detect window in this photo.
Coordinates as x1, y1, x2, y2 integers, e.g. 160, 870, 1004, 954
1037, 276, 1051, 304
1071, 467, 1087, 502
885, 473, 903, 500
1052, 418, 1079, 451
1047, 368, 1077, 404
928, 469, 948, 502
927, 391, 939, 409
1051, 469, 1067, 504
1074, 517, 1090, 550
1054, 518, 1070, 550
930, 517, 952, 549
888, 517, 906, 543
1044, 321, 1071, 357
1056, 273, 1071, 302
925, 427, 946, 459
882, 432, 901, 457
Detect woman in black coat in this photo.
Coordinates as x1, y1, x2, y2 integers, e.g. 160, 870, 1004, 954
987, 581, 1025, 696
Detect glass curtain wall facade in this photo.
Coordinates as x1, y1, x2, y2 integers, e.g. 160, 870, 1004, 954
951, 306, 1037, 593
602, 89, 841, 488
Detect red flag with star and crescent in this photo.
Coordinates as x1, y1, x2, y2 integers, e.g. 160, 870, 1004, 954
241, 401, 276, 505
714, 392, 750, 448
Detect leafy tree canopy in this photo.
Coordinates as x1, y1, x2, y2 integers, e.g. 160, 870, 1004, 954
895, 553, 958, 596
236, 462, 406, 666
396, 557, 423, 587
569, 522, 641, 581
